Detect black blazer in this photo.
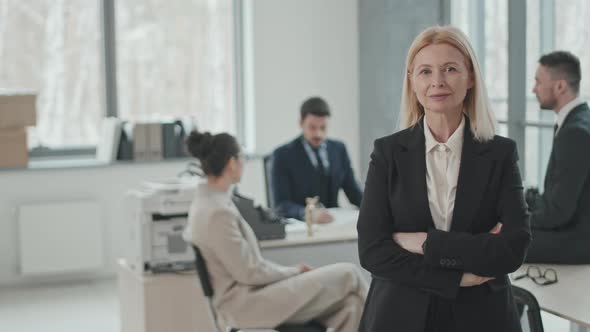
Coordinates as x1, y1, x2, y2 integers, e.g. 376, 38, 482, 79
271, 136, 362, 219
357, 120, 531, 332
527, 103, 590, 264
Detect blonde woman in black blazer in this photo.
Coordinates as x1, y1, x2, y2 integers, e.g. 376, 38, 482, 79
357, 26, 531, 332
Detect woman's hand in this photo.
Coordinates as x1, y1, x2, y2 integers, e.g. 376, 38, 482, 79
295, 263, 313, 273
489, 222, 502, 235
460, 273, 494, 287
392, 232, 427, 255
392, 223, 500, 253
313, 209, 334, 224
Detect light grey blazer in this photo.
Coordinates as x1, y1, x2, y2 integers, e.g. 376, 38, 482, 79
184, 183, 323, 328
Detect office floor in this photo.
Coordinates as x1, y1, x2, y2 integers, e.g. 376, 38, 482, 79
0, 279, 119, 332
0, 279, 571, 332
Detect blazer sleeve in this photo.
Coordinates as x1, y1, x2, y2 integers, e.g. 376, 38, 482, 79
272, 150, 305, 220
357, 138, 463, 299
531, 127, 590, 229
340, 143, 363, 207
204, 209, 300, 285
423, 140, 531, 277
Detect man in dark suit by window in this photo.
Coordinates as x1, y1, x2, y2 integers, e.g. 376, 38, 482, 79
526, 51, 590, 264
270, 97, 363, 222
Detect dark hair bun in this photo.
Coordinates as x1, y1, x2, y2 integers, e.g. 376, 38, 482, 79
186, 130, 214, 159
185, 130, 240, 177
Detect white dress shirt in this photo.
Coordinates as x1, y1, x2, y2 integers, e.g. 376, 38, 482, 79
424, 116, 465, 231
555, 97, 585, 136
301, 137, 330, 171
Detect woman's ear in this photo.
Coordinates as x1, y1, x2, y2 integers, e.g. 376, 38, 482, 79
223, 157, 236, 174
225, 157, 236, 173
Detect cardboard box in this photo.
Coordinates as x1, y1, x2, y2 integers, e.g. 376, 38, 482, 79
0, 92, 37, 129
0, 128, 28, 168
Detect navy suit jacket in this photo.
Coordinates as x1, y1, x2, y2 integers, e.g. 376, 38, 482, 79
526, 103, 590, 264
271, 136, 362, 220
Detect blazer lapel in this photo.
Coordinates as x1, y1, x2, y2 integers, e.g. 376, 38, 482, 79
397, 124, 435, 231
450, 122, 492, 232
327, 141, 339, 179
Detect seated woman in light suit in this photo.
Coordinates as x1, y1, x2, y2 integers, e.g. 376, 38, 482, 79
357, 26, 531, 332
183, 130, 367, 331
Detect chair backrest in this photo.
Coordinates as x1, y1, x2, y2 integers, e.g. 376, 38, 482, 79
192, 245, 214, 298
263, 154, 275, 208
193, 245, 224, 332
512, 285, 545, 332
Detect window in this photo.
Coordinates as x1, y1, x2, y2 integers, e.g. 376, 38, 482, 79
521, 0, 590, 188
0, 0, 104, 148
450, 0, 587, 189
555, 0, 590, 96
451, 0, 510, 154
0, 0, 237, 156
115, 0, 236, 134
451, 0, 508, 121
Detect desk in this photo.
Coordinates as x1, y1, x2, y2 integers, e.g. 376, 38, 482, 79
118, 208, 361, 332
260, 209, 362, 273
262, 208, 358, 249
118, 259, 214, 332
511, 264, 590, 332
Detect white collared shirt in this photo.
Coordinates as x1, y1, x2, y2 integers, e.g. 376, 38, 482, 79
555, 97, 585, 135
424, 116, 465, 231
301, 137, 330, 171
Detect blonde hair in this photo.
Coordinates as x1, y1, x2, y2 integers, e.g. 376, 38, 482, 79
399, 25, 496, 142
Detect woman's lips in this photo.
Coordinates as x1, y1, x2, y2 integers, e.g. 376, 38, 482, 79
429, 94, 451, 101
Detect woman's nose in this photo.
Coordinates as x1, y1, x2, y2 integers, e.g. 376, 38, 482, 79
431, 72, 445, 87
431, 80, 445, 88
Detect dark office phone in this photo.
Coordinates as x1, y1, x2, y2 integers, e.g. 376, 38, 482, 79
232, 192, 286, 240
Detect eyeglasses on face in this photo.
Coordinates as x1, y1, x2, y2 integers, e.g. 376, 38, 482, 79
512, 266, 558, 286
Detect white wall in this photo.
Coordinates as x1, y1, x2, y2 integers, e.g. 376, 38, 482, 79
0, 160, 265, 287
0, 0, 359, 286
249, 0, 360, 173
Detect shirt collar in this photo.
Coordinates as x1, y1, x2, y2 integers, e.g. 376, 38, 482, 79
301, 136, 330, 169
301, 137, 327, 152
556, 97, 585, 129
197, 182, 233, 203
424, 115, 465, 156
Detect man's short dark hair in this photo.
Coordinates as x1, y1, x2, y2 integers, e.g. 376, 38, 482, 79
300, 97, 331, 120
539, 51, 581, 94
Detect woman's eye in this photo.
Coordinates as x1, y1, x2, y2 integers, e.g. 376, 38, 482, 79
446, 66, 457, 72
420, 69, 431, 75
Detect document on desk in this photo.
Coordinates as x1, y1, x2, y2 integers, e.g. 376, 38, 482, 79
328, 208, 359, 226
284, 208, 359, 234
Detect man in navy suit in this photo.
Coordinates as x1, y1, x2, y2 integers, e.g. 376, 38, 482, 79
271, 97, 363, 222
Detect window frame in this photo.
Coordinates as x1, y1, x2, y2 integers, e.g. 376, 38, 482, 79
450, 0, 559, 186
29, 0, 244, 159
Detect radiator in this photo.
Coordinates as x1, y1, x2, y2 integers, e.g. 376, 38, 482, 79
17, 200, 104, 276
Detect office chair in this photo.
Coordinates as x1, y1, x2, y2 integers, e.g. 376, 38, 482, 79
512, 285, 545, 332
191, 246, 330, 332
262, 155, 275, 209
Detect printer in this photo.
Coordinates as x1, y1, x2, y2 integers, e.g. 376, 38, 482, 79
126, 178, 286, 274
125, 179, 197, 274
